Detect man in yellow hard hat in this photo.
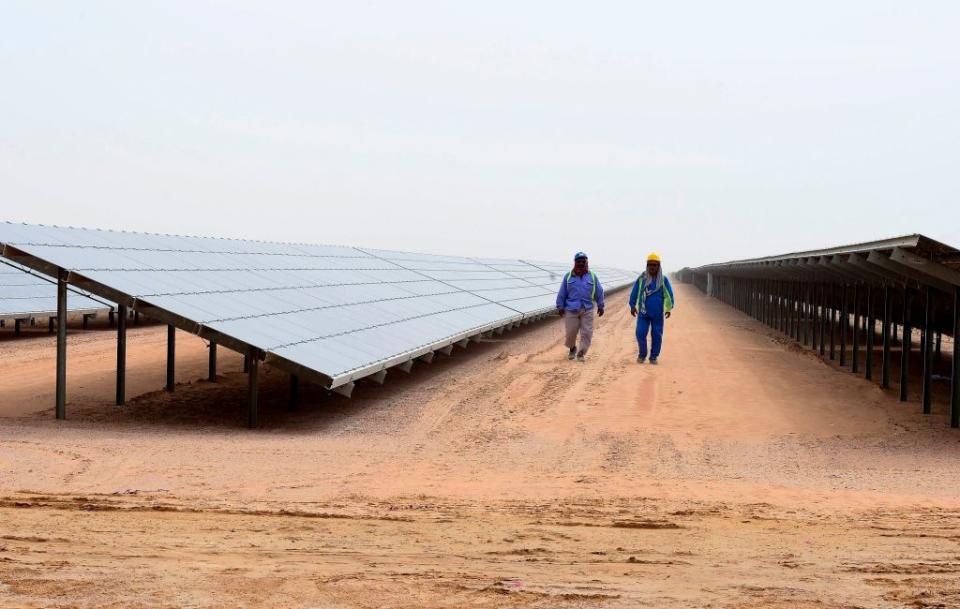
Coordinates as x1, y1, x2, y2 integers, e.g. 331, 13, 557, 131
628, 253, 675, 364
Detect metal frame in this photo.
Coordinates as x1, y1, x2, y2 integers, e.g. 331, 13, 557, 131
2, 225, 636, 428
0, 259, 113, 325
684, 234, 960, 429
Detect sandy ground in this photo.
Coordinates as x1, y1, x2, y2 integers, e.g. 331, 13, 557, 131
2, 284, 960, 608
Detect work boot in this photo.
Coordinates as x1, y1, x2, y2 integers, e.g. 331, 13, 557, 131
576, 351, 586, 362
567, 347, 576, 360
649, 358, 659, 365
637, 355, 646, 364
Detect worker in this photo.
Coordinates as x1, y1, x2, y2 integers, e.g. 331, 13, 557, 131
629, 253, 675, 364
556, 251, 605, 361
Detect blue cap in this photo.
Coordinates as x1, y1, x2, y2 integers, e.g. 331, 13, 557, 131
574, 251, 588, 260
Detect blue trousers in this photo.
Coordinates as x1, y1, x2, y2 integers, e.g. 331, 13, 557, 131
636, 314, 665, 359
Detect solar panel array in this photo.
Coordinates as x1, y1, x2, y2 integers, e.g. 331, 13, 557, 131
0, 260, 112, 322
0, 222, 637, 387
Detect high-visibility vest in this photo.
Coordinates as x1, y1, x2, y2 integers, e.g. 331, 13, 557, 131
564, 271, 597, 302
636, 275, 673, 313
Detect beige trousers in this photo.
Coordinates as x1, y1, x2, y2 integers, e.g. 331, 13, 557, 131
563, 308, 595, 354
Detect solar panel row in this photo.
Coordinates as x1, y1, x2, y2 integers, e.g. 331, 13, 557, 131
0, 260, 113, 322
0, 222, 638, 390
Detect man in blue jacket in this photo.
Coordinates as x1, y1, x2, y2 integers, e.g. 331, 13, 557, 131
629, 253, 675, 364
556, 252, 605, 361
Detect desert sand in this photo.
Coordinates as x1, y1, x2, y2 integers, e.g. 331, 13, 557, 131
1, 284, 959, 608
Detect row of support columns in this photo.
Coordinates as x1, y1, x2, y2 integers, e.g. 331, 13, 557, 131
708, 275, 960, 428
123, 323, 265, 429
52, 269, 248, 421
2, 309, 143, 337
48, 267, 297, 430
4, 313, 102, 335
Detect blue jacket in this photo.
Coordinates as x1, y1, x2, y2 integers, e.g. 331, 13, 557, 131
556, 271, 605, 311
629, 273, 675, 318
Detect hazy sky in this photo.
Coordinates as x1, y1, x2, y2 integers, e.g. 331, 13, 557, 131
2, 2, 958, 271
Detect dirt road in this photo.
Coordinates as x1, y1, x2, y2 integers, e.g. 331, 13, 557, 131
2, 285, 959, 607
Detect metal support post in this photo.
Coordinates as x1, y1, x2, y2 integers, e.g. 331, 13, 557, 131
921, 285, 934, 414
840, 285, 848, 367
852, 284, 861, 374
900, 288, 913, 401
882, 285, 892, 389
116, 303, 127, 406
248, 348, 260, 428
288, 374, 299, 412
865, 286, 875, 381
208, 341, 217, 382
166, 324, 175, 392
951, 286, 960, 428
56, 269, 67, 419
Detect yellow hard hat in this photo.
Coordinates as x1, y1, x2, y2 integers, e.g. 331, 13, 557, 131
647, 252, 661, 263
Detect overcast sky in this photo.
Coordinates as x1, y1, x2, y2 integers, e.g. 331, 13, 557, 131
2, 2, 958, 271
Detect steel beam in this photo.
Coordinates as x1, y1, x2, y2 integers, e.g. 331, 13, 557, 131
847, 253, 902, 284
890, 247, 960, 291
866, 251, 911, 285
826, 256, 865, 282
845, 253, 897, 283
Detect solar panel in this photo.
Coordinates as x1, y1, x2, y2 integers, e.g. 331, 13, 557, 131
0, 222, 637, 388
0, 260, 113, 322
